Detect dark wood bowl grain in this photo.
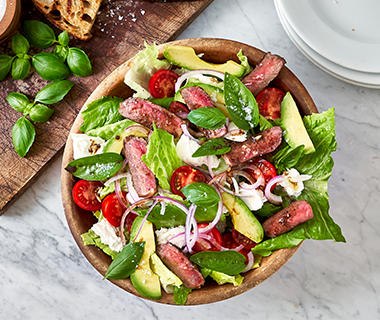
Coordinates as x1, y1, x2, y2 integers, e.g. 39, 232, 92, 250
61, 38, 318, 305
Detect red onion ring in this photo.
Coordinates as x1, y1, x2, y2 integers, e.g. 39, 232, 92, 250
104, 173, 129, 187
132, 200, 158, 242
115, 179, 129, 209
242, 251, 254, 273
180, 123, 200, 142
125, 125, 150, 136
174, 69, 225, 92
264, 175, 283, 205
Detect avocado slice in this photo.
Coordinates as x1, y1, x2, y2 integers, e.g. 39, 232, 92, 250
103, 124, 149, 154
222, 192, 263, 243
150, 252, 182, 293
130, 216, 162, 300
281, 92, 315, 154
163, 45, 246, 77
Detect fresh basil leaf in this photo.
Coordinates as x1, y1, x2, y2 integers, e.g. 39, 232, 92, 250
11, 58, 30, 80
54, 45, 69, 62
12, 116, 36, 157
187, 107, 226, 130
32, 52, 70, 81
58, 31, 69, 46
23, 20, 56, 49
80, 96, 125, 133
258, 114, 273, 131
224, 72, 259, 130
194, 203, 225, 223
65, 152, 124, 181
190, 250, 246, 276
181, 182, 220, 207
29, 104, 54, 122
139, 203, 187, 229
0, 55, 14, 80
149, 97, 174, 109
173, 285, 192, 305
12, 34, 30, 55
23, 103, 35, 116
104, 242, 145, 280
6, 92, 29, 112
67, 47, 92, 77
192, 138, 230, 158
34, 80, 74, 104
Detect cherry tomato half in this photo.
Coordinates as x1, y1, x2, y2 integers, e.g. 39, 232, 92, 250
192, 223, 222, 253
72, 180, 103, 211
170, 166, 207, 199
222, 232, 250, 263
148, 69, 179, 99
169, 101, 189, 115
231, 228, 257, 250
251, 158, 277, 185
256, 87, 285, 120
126, 212, 139, 233
101, 192, 127, 227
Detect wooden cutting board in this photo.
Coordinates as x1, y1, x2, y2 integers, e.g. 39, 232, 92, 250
0, 0, 213, 216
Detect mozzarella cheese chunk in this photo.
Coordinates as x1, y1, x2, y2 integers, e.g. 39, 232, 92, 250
71, 133, 105, 160
155, 226, 186, 248
176, 134, 220, 168
91, 218, 123, 252
224, 122, 247, 142
280, 168, 312, 197
238, 182, 267, 211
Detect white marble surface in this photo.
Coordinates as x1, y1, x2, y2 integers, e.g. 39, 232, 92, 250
1, 1, 379, 319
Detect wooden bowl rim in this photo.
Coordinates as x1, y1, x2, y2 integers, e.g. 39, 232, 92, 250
61, 38, 317, 305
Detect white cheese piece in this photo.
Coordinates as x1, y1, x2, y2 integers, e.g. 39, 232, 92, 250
91, 219, 123, 252
238, 182, 267, 211
224, 122, 247, 142
176, 134, 220, 168
71, 133, 105, 160
280, 168, 312, 197
155, 226, 186, 248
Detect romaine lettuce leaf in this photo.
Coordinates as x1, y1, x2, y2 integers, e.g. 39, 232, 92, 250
201, 267, 244, 286
81, 229, 119, 260
237, 50, 253, 77
173, 285, 192, 305
124, 42, 171, 99
252, 108, 345, 256
141, 125, 182, 191
86, 119, 137, 140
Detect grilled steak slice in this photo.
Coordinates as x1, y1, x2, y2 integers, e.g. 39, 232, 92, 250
156, 242, 205, 289
222, 126, 282, 166
262, 200, 314, 238
242, 53, 286, 96
181, 86, 227, 139
119, 98, 183, 138
123, 136, 157, 198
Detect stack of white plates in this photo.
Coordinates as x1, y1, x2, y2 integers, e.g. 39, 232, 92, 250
274, 0, 380, 88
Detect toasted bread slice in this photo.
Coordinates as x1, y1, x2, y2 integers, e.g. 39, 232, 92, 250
31, 0, 102, 40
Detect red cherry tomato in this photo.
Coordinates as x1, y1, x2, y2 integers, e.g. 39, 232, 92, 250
256, 87, 285, 120
252, 158, 277, 185
72, 180, 103, 211
222, 232, 250, 262
101, 192, 127, 227
192, 223, 222, 253
170, 166, 207, 199
148, 69, 179, 99
126, 212, 139, 233
231, 228, 257, 250
169, 101, 189, 115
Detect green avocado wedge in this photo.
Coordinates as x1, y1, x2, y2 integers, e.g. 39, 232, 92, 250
163, 45, 246, 77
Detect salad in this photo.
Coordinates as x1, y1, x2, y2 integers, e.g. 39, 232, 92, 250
65, 42, 345, 305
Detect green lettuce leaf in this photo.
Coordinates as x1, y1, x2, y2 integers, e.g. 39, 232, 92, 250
141, 125, 182, 191
252, 108, 345, 256
201, 267, 244, 286
99, 178, 128, 200
124, 42, 171, 99
86, 119, 137, 140
80, 96, 124, 133
81, 229, 119, 260
237, 49, 253, 77
173, 285, 192, 305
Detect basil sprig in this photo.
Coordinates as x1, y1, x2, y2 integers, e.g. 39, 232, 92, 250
187, 107, 226, 130
190, 250, 247, 276
104, 242, 145, 280
65, 153, 124, 181
192, 138, 231, 158
23, 20, 56, 49
6, 80, 74, 157
67, 47, 92, 77
224, 72, 259, 130
181, 182, 220, 207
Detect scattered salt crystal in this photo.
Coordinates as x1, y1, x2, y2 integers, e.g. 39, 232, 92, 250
141, 10, 145, 15
132, 18, 136, 22
118, 16, 123, 20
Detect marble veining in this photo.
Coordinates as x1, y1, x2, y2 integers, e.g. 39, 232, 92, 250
1, 0, 380, 319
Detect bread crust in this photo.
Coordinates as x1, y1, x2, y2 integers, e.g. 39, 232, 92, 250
31, 0, 101, 40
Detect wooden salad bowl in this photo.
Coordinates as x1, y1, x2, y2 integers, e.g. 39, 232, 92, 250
61, 38, 318, 305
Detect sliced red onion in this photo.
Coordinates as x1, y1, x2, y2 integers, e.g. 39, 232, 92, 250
126, 173, 140, 204
185, 204, 198, 253
265, 175, 283, 205
115, 179, 129, 209
132, 200, 158, 242
217, 184, 253, 198
174, 69, 225, 92
175, 111, 189, 119
242, 251, 254, 273
234, 168, 264, 191
180, 123, 200, 142
104, 173, 129, 187
207, 156, 214, 178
